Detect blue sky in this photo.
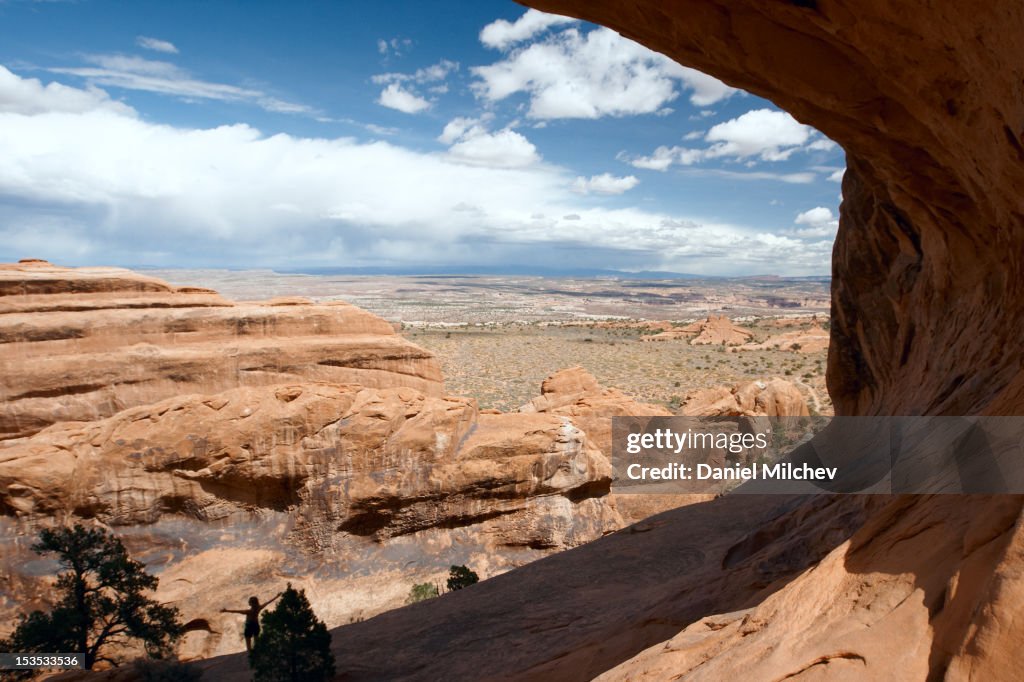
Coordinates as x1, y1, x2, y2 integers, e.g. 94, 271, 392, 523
0, 0, 844, 275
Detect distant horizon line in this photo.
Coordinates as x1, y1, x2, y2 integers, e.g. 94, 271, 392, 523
134, 264, 832, 281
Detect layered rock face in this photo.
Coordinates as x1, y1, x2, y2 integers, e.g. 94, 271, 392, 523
0, 260, 443, 440
0, 263, 630, 660
0, 383, 616, 549
0, 376, 624, 659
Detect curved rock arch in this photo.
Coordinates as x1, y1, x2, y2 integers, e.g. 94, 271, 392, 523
522, 0, 1024, 417
182, 5, 1024, 679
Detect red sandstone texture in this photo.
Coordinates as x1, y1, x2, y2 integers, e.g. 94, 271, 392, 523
0, 260, 443, 441
679, 377, 810, 418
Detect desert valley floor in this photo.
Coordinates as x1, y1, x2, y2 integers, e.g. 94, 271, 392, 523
149, 269, 834, 415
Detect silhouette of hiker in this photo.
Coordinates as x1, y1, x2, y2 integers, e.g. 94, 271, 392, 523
221, 592, 282, 652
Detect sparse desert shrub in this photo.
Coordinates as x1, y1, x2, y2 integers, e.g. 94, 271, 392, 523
407, 582, 439, 604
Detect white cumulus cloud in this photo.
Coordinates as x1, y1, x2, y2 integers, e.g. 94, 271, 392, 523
571, 173, 639, 195
472, 26, 735, 120
624, 108, 837, 171
793, 206, 839, 238
439, 115, 539, 168
0, 65, 134, 115
377, 83, 431, 114
479, 9, 579, 50
704, 109, 812, 161
447, 128, 540, 169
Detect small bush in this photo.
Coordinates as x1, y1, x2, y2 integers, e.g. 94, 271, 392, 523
407, 582, 439, 604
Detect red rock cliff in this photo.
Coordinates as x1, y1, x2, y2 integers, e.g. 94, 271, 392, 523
0, 260, 444, 440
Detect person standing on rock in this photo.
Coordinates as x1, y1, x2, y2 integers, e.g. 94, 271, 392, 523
221, 592, 283, 652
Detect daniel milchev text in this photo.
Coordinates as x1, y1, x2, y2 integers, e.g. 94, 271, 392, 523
623, 428, 838, 481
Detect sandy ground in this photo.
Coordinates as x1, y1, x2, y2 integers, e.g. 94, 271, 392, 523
407, 319, 832, 415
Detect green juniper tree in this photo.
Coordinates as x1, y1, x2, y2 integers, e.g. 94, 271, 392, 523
248, 584, 335, 682
446, 565, 479, 592
0, 524, 182, 670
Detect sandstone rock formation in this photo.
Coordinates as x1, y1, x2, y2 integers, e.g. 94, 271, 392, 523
0, 265, 634, 661
737, 319, 830, 353
0, 260, 443, 441
520, 366, 671, 452
518, 367, 704, 522
679, 378, 810, 418
642, 315, 753, 345
0, 368, 628, 660
0, 382, 617, 546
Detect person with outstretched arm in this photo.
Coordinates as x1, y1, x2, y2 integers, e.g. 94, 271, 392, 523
221, 592, 283, 652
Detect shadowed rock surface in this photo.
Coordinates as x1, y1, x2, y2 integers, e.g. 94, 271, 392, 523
191, 493, 881, 681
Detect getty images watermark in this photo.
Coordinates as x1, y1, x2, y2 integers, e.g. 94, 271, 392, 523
611, 416, 1024, 495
